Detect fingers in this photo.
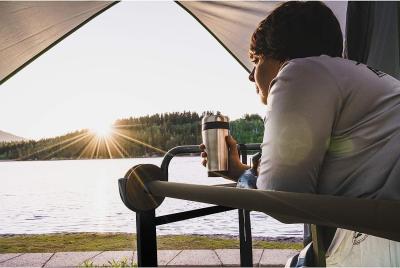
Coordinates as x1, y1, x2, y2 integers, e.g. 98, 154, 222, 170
200, 144, 207, 167
199, 143, 206, 151
226, 135, 241, 164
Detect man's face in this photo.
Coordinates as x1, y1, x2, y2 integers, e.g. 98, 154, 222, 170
249, 55, 282, 105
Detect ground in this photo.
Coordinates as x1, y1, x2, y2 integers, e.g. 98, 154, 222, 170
0, 233, 302, 253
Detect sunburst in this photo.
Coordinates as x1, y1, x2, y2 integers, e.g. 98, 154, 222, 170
89, 122, 114, 139
17, 122, 168, 160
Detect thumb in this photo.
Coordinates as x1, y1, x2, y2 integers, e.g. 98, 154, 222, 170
225, 135, 238, 150
225, 136, 241, 166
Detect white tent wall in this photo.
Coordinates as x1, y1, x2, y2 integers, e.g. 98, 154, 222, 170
0, 1, 115, 84
366, 2, 398, 79
346, 2, 400, 79
367, 2, 400, 78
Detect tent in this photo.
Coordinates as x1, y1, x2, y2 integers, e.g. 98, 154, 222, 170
2, 2, 400, 265
1, 1, 399, 85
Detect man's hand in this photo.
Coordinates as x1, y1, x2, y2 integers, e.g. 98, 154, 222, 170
200, 135, 250, 181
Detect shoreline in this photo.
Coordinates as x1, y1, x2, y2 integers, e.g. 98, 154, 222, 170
0, 154, 202, 162
0, 232, 302, 243
0, 233, 303, 253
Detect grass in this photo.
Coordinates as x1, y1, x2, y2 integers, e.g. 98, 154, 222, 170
0, 233, 303, 253
80, 258, 137, 268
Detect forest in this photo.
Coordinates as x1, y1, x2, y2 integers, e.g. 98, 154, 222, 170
0, 112, 264, 160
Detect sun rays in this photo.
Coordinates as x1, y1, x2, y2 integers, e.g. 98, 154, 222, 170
16, 124, 167, 161
10, 113, 205, 161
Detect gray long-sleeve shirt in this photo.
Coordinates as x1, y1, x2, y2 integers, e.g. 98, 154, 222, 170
257, 55, 400, 201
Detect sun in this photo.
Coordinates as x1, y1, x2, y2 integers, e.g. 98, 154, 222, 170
89, 122, 114, 138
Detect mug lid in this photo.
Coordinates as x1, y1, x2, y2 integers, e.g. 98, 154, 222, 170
202, 114, 229, 124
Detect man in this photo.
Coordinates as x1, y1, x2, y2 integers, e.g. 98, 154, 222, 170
201, 1, 400, 266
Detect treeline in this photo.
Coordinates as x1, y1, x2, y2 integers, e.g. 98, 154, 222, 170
0, 112, 264, 160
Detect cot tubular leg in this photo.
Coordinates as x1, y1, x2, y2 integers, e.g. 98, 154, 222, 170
239, 209, 253, 266
311, 224, 326, 267
136, 210, 158, 267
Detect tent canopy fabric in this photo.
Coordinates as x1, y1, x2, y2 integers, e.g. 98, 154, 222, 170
0, 1, 348, 84
0, 1, 115, 84
1, 1, 397, 84
179, 1, 348, 72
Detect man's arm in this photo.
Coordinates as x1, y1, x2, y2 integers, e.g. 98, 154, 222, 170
257, 58, 342, 193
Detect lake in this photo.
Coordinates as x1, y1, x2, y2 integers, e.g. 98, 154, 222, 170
0, 157, 302, 237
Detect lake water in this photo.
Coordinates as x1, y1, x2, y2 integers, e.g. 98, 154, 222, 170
0, 157, 302, 237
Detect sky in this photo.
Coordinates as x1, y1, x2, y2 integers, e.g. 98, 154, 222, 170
0, 1, 265, 140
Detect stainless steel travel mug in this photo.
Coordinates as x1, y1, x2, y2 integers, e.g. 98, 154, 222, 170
202, 114, 230, 177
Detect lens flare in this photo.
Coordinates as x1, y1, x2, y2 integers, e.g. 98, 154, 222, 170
90, 123, 113, 138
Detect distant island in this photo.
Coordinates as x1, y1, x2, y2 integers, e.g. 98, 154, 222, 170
0, 130, 25, 143
0, 112, 264, 161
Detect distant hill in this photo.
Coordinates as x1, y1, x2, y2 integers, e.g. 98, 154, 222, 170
0, 130, 25, 143
0, 112, 264, 160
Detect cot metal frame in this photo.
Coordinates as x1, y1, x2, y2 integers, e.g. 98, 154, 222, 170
135, 144, 260, 267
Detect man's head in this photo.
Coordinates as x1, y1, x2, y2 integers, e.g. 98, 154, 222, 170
249, 1, 343, 104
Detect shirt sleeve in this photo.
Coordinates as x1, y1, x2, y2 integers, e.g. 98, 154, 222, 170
256, 58, 343, 193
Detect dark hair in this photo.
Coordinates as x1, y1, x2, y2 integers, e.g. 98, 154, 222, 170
249, 1, 343, 62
